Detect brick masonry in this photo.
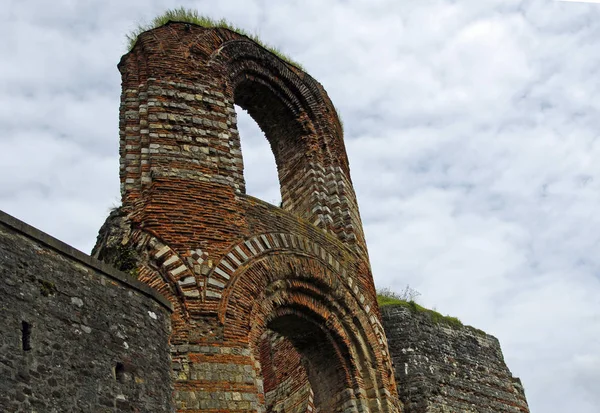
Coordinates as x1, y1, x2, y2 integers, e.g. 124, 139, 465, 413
0, 19, 530, 413
93, 21, 401, 412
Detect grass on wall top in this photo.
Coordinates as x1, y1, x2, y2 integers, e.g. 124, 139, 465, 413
377, 288, 487, 335
126, 8, 345, 131
126, 7, 304, 70
377, 295, 465, 330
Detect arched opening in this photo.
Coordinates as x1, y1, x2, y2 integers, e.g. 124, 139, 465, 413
234, 104, 281, 206
221, 253, 391, 413
115, 362, 126, 382
233, 76, 310, 214
257, 312, 353, 413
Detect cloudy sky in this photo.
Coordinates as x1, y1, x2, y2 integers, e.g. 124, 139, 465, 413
2, 0, 599, 411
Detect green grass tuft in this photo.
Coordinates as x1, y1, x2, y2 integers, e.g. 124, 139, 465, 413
126, 7, 304, 70
334, 104, 345, 132
377, 294, 466, 331
126, 8, 346, 132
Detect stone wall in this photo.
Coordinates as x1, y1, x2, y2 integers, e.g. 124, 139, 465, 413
381, 305, 529, 413
0, 210, 173, 413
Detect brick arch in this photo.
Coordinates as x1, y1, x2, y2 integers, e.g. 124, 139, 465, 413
213, 39, 365, 247
219, 251, 397, 412
119, 22, 365, 249
260, 309, 355, 412
97, 21, 403, 412
98, 225, 208, 323
207, 233, 373, 319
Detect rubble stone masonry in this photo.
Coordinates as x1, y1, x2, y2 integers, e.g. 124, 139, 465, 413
0, 210, 173, 412
382, 305, 529, 412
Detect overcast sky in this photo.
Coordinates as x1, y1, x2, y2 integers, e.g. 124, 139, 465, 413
1, 0, 599, 411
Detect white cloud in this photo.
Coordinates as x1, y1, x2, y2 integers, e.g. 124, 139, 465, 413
558, 0, 600, 3
1, 1, 599, 412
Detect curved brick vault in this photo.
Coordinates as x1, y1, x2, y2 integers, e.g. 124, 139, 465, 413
94, 22, 401, 412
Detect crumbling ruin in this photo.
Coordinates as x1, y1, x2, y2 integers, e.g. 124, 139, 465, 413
0, 20, 529, 413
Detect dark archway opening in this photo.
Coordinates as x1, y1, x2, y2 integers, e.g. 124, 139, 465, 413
257, 313, 353, 413
115, 362, 126, 382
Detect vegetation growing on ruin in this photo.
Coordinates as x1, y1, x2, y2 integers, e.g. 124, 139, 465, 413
126, 8, 304, 69
126, 8, 346, 132
113, 244, 139, 278
38, 279, 57, 297
377, 286, 482, 333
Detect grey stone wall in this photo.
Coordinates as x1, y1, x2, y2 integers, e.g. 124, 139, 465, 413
381, 305, 529, 413
0, 210, 174, 413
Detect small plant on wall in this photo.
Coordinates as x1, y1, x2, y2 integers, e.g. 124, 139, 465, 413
377, 285, 472, 332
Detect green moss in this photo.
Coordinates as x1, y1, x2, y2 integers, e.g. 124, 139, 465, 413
38, 279, 57, 297
126, 8, 304, 69
113, 244, 138, 275
377, 295, 465, 330
377, 294, 408, 307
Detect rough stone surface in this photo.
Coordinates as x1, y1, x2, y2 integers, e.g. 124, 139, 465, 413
381, 305, 529, 412
0, 211, 173, 413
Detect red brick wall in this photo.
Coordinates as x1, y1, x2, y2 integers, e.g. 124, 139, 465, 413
260, 332, 312, 412
99, 22, 401, 412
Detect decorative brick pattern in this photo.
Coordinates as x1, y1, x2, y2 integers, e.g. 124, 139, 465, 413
94, 22, 401, 412
207, 233, 355, 303
118, 24, 367, 253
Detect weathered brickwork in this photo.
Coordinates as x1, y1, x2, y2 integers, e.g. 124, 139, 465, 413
0, 18, 531, 413
0, 203, 531, 413
381, 305, 529, 412
259, 332, 313, 412
93, 21, 400, 412
0, 211, 173, 413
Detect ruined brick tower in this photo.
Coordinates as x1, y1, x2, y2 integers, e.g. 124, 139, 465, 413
93, 22, 401, 412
